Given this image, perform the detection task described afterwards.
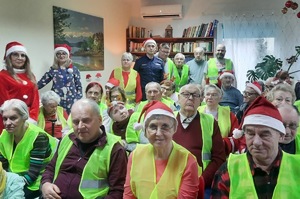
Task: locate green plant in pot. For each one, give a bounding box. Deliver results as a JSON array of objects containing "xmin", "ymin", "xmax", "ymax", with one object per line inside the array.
[{"xmin": 247, "ymin": 46, "xmax": 300, "ymax": 81}]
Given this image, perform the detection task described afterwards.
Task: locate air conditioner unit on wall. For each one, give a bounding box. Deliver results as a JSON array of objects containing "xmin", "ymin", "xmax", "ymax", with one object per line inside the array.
[{"xmin": 141, "ymin": 4, "xmax": 183, "ymax": 19}]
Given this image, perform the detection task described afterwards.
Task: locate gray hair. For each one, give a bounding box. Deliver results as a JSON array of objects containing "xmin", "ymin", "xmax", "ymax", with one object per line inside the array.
[
  {"xmin": 267, "ymin": 83, "xmax": 296, "ymax": 103},
  {"xmin": 0, "ymin": 99, "xmax": 29, "ymax": 120},
  {"xmin": 174, "ymin": 52, "xmax": 185, "ymax": 60},
  {"xmin": 204, "ymin": 84, "xmax": 223, "ymax": 98},
  {"xmin": 121, "ymin": 52, "xmax": 133, "ymax": 62},
  {"xmin": 145, "ymin": 82, "xmax": 162, "ymax": 92},
  {"xmin": 41, "ymin": 91, "xmax": 61, "ymax": 105},
  {"xmin": 179, "ymin": 83, "xmax": 201, "ymax": 95},
  {"xmin": 194, "ymin": 47, "xmax": 204, "ymax": 53}
]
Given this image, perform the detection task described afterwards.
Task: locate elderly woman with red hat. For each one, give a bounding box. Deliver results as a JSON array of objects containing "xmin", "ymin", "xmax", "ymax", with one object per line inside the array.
[
  {"xmin": 38, "ymin": 44, "xmax": 83, "ymax": 114},
  {"xmin": 0, "ymin": 41, "xmax": 40, "ymax": 133},
  {"xmin": 123, "ymin": 101, "xmax": 199, "ymax": 198}
]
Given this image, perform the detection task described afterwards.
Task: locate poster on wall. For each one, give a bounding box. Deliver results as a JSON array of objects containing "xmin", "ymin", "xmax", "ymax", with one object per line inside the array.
[{"xmin": 53, "ymin": 6, "xmax": 104, "ymax": 71}]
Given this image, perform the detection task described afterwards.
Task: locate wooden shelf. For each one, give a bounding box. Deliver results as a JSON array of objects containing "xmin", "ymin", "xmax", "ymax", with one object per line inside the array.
[{"xmin": 126, "ymin": 37, "xmax": 214, "ymax": 42}]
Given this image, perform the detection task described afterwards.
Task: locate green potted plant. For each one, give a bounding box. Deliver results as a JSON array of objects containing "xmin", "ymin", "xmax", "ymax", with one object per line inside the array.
[{"xmin": 247, "ymin": 46, "xmax": 300, "ymax": 81}]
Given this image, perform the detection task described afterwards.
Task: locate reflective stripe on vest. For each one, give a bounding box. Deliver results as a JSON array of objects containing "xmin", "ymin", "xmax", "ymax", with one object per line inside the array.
[
  {"xmin": 174, "ymin": 111, "xmax": 214, "ymax": 171},
  {"xmin": 0, "ymin": 123, "xmax": 57, "ymax": 191},
  {"xmin": 114, "ymin": 67, "xmax": 137, "ymax": 106},
  {"xmin": 170, "ymin": 64, "xmax": 189, "ymax": 92},
  {"xmin": 131, "ymin": 141, "xmax": 190, "ymax": 198},
  {"xmin": 37, "ymin": 106, "xmax": 67, "ymax": 130},
  {"xmin": 54, "ymin": 132, "xmax": 120, "ymax": 198},
  {"xmin": 207, "ymin": 58, "xmax": 232, "ymax": 84},
  {"xmin": 228, "ymin": 152, "xmax": 300, "ymax": 198}
]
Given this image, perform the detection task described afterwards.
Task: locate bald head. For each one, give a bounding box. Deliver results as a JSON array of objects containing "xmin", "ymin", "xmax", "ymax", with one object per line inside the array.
[{"xmin": 216, "ymin": 44, "xmax": 226, "ymax": 59}]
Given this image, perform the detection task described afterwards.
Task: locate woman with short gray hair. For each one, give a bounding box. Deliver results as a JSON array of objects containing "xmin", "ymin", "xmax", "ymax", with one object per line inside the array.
[
  {"xmin": 0, "ymin": 99, "xmax": 57, "ymax": 199},
  {"xmin": 38, "ymin": 91, "xmax": 68, "ymax": 139}
]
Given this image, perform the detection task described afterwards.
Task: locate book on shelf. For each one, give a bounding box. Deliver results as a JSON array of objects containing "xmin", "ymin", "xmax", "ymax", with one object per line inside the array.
[
  {"xmin": 127, "ymin": 26, "xmax": 146, "ymax": 38},
  {"xmin": 181, "ymin": 21, "xmax": 216, "ymax": 38}
]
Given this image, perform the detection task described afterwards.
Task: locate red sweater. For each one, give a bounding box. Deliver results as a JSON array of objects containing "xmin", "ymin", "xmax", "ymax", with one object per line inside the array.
[
  {"xmin": 0, "ymin": 70, "xmax": 39, "ymax": 133},
  {"xmin": 173, "ymin": 113, "xmax": 226, "ymax": 188},
  {"xmin": 109, "ymin": 69, "xmax": 142, "ymax": 103}
]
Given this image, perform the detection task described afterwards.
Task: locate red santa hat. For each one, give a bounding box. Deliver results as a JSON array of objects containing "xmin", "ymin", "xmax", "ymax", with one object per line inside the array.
[
  {"xmin": 54, "ymin": 44, "xmax": 71, "ymax": 57},
  {"xmin": 246, "ymin": 81, "xmax": 262, "ymax": 95},
  {"xmin": 105, "ymin": 78, "xmax": 120, "ymax": 89},
  {"xmin": 233, "ymin": 96, "xmax": 285, "ymax": 139},
  {"xmin": 143, "ymin": 39, "xmax": 157, "ymax": 47},
  {"xmin": 134, "ymin": 100, "xmax": 177, "ymax": 131},
  {"xmin": 4, "ymin": 41, "xmax": 27, "ymax": 60},
  {"xmin": 107, "ymin": 101, "xmax": 125, "ymax": 117},
  {"xmin": 219, "ymin": 71, "xmax": 234, "ymax": 80}
]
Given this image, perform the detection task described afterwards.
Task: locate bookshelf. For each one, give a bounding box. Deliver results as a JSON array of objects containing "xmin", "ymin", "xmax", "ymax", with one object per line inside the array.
[{"xmin": 126, "ymin": 21, "xmax": 218, "ymax": 60}]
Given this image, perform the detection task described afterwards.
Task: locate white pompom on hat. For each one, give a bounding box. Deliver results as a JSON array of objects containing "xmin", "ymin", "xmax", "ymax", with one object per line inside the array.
[
  {"xmin": 4, "ymin": 41, "xmax": 27, "ymax": 60},
  {"xmin": 133, "ymin": 100, "xmax": 177, "ymax": 131},
  {"xmin": 107, "ymin": 101, "xmax": 125, "ymax": 117},
  {"xmin": 233, "ymin": 96, "xmax": 285, "ymax": 139},
  {"xmin": 246, "ymin": 81, "xmax": 262, "ymax": 95}
]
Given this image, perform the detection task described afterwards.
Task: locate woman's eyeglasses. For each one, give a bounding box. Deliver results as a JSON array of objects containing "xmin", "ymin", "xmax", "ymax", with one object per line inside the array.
[
  {"xmin": 243, "ymin": 91, "xmax": 258, "ymax": 97},
  {"xmin": 11, "ymin": 52, "xmax": 26, "ymax": 59},
  {"xmin": 56, "ymin": 52, "xmax": 68, "ymax": 57}
]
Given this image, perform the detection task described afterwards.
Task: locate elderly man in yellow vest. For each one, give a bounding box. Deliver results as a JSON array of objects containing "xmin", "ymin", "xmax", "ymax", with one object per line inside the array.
[
  {"xmin": 135, "ymin": 82, "xmax": 176, "ymax": 112},
  {"xmin": 41, "ymin": 98, "xmax": 127, "ymax": 199},
  {"xmin": 206, "ymin": 44, "xmax": 236, "ymax": 87},
  {"xmin": 168, "ymin": 53, "xmax": 189, "ymax": 92},
  {"xmin": 172, "ymin": 83, "xmax": 226, "ymax": 196},
  {"xmin": 211, "ymin": 96, "xmax": 300, "ymax": 198}
]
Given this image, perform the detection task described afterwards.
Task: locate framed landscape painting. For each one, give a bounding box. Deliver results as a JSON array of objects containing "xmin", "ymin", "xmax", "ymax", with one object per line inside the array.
[{"xmin": 53, "ymin": 6, "xmax": 104, "ymax": 71}]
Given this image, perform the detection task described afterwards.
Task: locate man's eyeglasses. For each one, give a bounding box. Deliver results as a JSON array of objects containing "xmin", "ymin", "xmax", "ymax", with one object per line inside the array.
[
  {"xmin": 11, "ymin": 52, "xmax": 26, "ymax": 59},
  {"xmin": 180, "ymin": 92, "xmax": 201, "ymax": 99},
  {"xmin": 243, "ymin": 91, "xmax": 258, "ymax": 97},
  {"xmin": 283, "ymin": 123, "xmax": 299, "ymax": 130}
]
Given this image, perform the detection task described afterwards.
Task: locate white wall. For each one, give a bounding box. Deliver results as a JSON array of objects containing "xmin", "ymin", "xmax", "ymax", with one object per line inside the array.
[{"xmin": 0, "ymin": 0, "xmax": 131, "ymax": 93}]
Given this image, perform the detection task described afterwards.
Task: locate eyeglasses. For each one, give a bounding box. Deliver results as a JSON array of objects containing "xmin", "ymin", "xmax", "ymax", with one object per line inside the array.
[
  {"xmin": 56, "ymin": 52, "xmax": 67, "ymax": 57},
  {"xmin": 283, "ymin": 123, "xmax": 299, "ymax": 130},
  {"xmin": 180, "ymin": 92, "xmax": 201, "ymax": 99},
  {"xmin": 11, "ymin": 52, "xmax": 26, "ymax": 59},
  {"xmin": 205, "ymin": 93, "xmax": 219, "ymax": 98},
  {"xmin": 161, "ymin": 87, "xmax": 172, "ymax": 92},
  {"xmin": 160, "ymin": 50, "xmax": 170, "ymax": 54},
  {"xmin": 147, "ymin": 123, "xmax": 173, "ymax": 134},
  {"xmin": 243, "ymin": 91, "xmax": 258, "ymax": 97}
]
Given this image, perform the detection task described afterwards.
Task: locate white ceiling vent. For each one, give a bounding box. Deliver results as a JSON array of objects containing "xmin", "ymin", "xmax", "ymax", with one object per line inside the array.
[{"xmin": 141, "ymin": 4, "xmax": 182, "ymax": 19}]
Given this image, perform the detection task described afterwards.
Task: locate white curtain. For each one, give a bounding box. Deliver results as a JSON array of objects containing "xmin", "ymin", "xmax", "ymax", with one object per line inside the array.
[{"xmin": 217, "ymin": 11, "xmax": 300, "ymax": 91}]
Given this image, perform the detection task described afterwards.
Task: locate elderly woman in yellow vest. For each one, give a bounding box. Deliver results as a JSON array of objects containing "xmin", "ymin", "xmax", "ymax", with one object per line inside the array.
[
  {"xmin": 38, "ymin": 91, "xmax": 68, "ymax": 139},
  {"xmin": 169, "ymin": 53, "xmax": 189, "ymax": 92},
  {"xmin": 107, "ymin": 101, "xmax": 149, "ymax": 152},
  {"xmin": 0, "ymin": 99, "xmax": 57, "ymax": 199},
  {"xmin": 198, "ymin": 84, "xmax": 239, "ymax": 155},
  {"xmin": 109, "ymin": 52, "xmax": 142, "ymax": 108},
  {"xmin": 124, "ymin": 101, "xmax": 199, "ymax": 198}
]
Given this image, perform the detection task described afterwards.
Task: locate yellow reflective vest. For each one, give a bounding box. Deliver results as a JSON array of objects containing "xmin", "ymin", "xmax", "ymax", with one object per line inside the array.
[
  {"xmin": 0, "ymin": 123, "xmax": 57, "ymax": 191},
  {"xmin": 228, "ymin": 152, "xmax": 300, "ymax": 198},
  {"xmin": 168, "ymin": 64, "xmax": 189, "ymax": 92},
  {"xmin": 198, "ymin": 105, "xmax": 231, "ymax": 138},
  {"xmin": 207, "ymin": 58, "xmax": 232, "ymax": 84},
  {"xmin": 130, "ymin": 141, "xmax": 191, "ymax": 198},
  {"xmin": 114, "ymin": 67, "xmax": 137, "ymax": 108},
  {"xmin": 37, "ymin": 106, "xmax": 68, "ymax": 131},
  {"xmin": 53, "ymin": 132, "xmax": 120, "ymax": 198}
]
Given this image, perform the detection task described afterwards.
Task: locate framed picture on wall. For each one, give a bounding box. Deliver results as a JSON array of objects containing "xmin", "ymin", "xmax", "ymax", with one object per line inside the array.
[{"xmin": 53, "ymin": 6, "xmax": 104, "ymax": 71}]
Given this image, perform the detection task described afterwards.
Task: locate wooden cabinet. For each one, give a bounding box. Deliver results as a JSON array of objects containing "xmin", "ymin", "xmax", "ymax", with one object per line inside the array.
[{"xmin": 126, "ymin": 37, "xmax": 215, "ymax": 60}]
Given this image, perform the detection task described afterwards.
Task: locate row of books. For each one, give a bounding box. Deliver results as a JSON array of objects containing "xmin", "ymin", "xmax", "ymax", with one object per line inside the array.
[
  {"xmin": 128, "ymin": 41, "xmax": 213, "ymax": 53},
  {"xmin": 182, "ymin": 19, "xmax": 219, "ymax": 38},
  {"xmin": 127, "ymin": 26, "xmax": 147, "ymax": 38}
]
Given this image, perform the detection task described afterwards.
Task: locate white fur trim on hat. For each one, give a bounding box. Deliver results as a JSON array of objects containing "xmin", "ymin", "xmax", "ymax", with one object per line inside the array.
[
  {"xmin": 219, "ymin": 72, "xmax": 234, "ymax": 80},
  {"xmin": 242, "ymin": 114, "xmax": 285, "ymax": 134},
  {"xmin": 54, "ymin": 47, "xmax": 70, "ymax": 57},
  {"xmin": 143, "ymin": 108, "xmax": 177, "ymax": 129},
  {"xmin": 144, "ymin": 39, "xmax": 157, "ymax": 47},
  {"xmin": 6, "ymin": 45, "xmax": 27, "ymax": 57},
  {"xmin": 105, "ymin": 82, "xmax": 114, "ymax": 89},
  {"xmin": 246, "ymin": 83, "xmax": 262, "ymax": 95}
]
